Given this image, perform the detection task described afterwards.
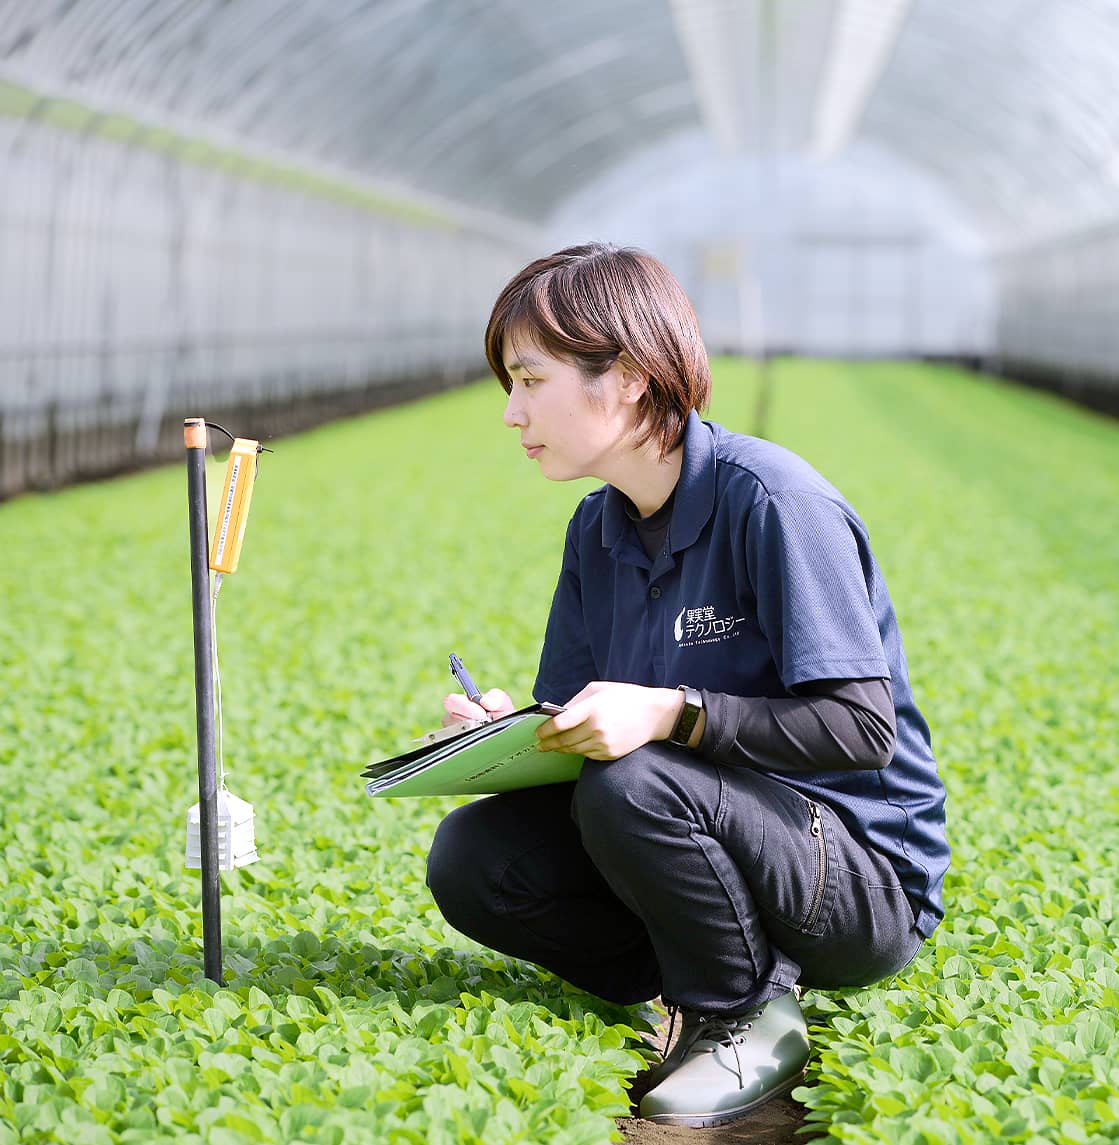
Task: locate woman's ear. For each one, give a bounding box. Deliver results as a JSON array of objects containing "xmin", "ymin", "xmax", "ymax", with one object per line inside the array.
[{"xmin": 616, "ymin": 354, "xmax": 650, "ymax": 404}]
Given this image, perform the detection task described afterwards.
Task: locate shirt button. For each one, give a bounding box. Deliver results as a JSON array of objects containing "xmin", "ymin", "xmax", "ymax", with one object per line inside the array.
[{"xmin": 650, "ymin": 587, "xmax": 662, "ymax": 599}]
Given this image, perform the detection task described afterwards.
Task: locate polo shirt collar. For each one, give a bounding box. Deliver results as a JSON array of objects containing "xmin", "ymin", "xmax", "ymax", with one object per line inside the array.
[{"xmin": 601, "ymin": 409, "xmax": 717, "ymax": 555}]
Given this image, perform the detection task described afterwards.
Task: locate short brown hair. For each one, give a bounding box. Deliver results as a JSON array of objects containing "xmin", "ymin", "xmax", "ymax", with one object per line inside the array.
[{"xmin": 484, "ymin": 243, "xmax": 711, "ymax": 458}]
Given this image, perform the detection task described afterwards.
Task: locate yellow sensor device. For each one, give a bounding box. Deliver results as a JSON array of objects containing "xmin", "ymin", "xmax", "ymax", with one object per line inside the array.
[{"xmin": 209, "ymin": 437, "xmax": 260, "ymax": 575}]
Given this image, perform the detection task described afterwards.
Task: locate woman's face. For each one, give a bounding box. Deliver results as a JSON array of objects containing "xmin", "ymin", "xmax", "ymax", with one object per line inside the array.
[{"xmin": 501, "ymin": 333, "xmax": 645, "ymax": 483}]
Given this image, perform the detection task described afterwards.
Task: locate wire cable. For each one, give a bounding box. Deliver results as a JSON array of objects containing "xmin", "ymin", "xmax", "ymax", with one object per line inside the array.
[{"xmin": 211, "ymin": 571, "xmax": 226, "ymax": 789}]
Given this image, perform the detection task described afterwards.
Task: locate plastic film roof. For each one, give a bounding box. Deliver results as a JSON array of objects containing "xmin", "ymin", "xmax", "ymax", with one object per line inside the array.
[
  {"xmin": 0, "ymin": 0, "xmax": 700, "ymax": 225},
  {"xmin": 859, "ymin": 0, "xmax": 1119, "ymax": 245},
  {"xmin": 1, "ymin": 0, "xmax": 1118, "ymax": 241}
]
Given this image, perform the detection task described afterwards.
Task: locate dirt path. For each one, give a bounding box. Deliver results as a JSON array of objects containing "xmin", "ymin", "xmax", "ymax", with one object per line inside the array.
[{"xmin": 617, "ymin": 1097, "xmax": 808, "ymax": 1145}]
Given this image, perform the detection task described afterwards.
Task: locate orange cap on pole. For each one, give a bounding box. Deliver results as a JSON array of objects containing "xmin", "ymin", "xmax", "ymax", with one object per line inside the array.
[{"xmin": 184, "ymin": 418, "xmax": 207, "ymax": 450}]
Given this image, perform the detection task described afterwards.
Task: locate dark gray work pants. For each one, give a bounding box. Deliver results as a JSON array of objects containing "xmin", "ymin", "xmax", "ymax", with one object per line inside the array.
[{"xmin": 425, "ymin": 743, "xmax": 924, "ymax": 1014}]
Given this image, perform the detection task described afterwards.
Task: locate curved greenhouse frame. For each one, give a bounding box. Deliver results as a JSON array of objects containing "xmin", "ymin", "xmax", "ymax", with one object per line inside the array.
[{"xmin": 2, "ymin": 0, "xmax": 1118, "ymax": 485}]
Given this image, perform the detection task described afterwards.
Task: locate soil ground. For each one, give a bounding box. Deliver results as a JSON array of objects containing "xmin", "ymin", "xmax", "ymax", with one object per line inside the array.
[{"xmin": 615, "ymin": 1007, "xmax": 817, "ymax": 1145}]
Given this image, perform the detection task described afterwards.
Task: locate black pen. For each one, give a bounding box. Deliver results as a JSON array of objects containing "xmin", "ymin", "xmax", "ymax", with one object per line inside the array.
[{"xmin": 449, "ymin": 653, "xmax": 483, "ymax": 705}]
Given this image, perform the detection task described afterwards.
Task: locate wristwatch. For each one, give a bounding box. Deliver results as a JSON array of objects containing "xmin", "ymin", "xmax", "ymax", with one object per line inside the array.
[{"xmin": 669, "ymin": 685, "xmax": 703, "ymax": 746}]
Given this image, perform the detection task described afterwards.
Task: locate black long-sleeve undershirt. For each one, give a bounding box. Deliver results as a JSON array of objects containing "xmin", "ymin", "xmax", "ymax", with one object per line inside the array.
[{"xmin": 698, "ymin": 677, "xmax": 897, "ymax": 773}]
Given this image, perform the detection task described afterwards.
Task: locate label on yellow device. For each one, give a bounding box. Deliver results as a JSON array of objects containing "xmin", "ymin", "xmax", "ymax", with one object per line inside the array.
[{"xmin": 209, "ymin": 438, "xmax": 259, "ymax": 574}]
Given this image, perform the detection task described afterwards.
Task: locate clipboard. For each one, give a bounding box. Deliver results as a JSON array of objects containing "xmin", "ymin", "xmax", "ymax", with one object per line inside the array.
[{"xmin": 362, "ymin": 702, "xmax": 584, "ymax": 797}]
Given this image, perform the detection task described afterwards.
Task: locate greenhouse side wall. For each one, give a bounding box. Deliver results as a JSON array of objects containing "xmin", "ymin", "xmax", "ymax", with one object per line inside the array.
[
  {"xmin": 0, "ymin": 116, "xmax": 526, "ymax": 500},
  {"xmin": 991, "ymin": 224, "xmax": 1119, "ymax": 417}
]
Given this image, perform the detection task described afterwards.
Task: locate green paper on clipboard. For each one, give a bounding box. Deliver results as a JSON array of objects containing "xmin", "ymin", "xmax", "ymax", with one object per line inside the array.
[{"xmin": 362, "ymin": 703, "xmax": 584, "ymax": 797}]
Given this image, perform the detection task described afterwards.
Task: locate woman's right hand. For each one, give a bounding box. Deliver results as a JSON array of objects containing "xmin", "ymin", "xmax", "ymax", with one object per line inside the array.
[{"xmin": 441, "ymin": 688, "xmax": 516, "ymax": 726}]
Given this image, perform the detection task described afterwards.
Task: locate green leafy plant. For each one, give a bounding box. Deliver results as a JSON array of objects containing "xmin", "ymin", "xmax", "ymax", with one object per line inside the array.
[{"xmin": 1, "ymin": 360, "xmax": 1115, "ymax": 1142}]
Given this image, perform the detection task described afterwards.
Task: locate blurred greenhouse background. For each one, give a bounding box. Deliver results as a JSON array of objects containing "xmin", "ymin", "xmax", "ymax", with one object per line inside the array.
[
  {"xmin": 2, "ymin": 0, "xmax": 1119, "ymax": 498},
  {"xmin": 4, "ymin": 5, "xmax": 1119, "ymax": 1145}
]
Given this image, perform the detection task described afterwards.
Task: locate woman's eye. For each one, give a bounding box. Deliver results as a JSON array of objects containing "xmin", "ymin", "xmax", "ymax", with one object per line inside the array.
[{"xmin": 523, "ymin": 377, "xmax": 541, "ymax": 388}]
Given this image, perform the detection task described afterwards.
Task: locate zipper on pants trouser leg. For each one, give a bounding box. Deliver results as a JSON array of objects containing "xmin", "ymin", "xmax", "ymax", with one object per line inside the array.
[{"xmin": 805, "ymin": 801, "xmax": 827, "ymax": 931}]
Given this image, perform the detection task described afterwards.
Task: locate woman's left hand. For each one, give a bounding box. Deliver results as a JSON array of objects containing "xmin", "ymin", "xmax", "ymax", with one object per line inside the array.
[{"xmin": 535, "ymin": 681, "xmax": 681, "ymax": 760}]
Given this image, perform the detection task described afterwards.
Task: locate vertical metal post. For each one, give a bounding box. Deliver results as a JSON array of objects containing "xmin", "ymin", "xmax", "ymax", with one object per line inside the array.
[
  {"xmin": 184, "ymin": 417, "xmax": 223, "ymax": 984},
  {"xmin": 752, "ymin": 0, "xmax": 778, "ymax": 438}
]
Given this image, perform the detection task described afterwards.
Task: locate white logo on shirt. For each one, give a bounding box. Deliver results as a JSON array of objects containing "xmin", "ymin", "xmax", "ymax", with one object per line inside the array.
[{"xmin": 674, "ymin": 604, "xmax": 746, "ymax": 648}]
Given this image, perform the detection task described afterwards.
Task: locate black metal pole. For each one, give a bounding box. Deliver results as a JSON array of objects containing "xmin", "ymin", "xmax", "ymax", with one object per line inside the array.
[
  {"xmin": 752, "ymin": 0, "xmax": 778, "ymax": 441},
  {"xmin": 184, "ymin": 417, "xmax": 223, "ymax": 985}
]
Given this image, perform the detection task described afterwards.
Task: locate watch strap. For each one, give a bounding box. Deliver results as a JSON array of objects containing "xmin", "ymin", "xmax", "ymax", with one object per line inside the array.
[{"xmin": 669, "ymin": 685, "xmax": 703, "ymax": 746}]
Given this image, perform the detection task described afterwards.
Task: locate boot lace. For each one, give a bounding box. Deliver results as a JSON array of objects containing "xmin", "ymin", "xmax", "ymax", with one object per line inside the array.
[
  {"xmin": 675, "ymin": 1008, "xmax": 765, "ymax": 1088},
  {"xmin": 663, "ymin": 1002, "xmax": 681, "ymax": 1058}
]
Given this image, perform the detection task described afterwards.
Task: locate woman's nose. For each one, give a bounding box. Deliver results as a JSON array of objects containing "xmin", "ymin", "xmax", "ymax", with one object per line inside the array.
[{"xmin": 503, "ymin": 392, "xmax": 525, "ymax": 428}]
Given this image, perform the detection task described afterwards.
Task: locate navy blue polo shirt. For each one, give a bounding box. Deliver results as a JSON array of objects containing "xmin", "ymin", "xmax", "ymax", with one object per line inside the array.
[{"xmin": 534, "ymin": 410, "xmax": 949, "ymax": 937}]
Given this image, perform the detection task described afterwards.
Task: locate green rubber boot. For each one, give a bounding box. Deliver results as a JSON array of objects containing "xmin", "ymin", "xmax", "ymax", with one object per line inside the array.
[
  {"xmin": 641, "ymin": 1007, "xmax": 707, "ymax": 1091},
  {"xmin": 638, "ymin": 992, "xmax": 810, "ymax": 1127}
]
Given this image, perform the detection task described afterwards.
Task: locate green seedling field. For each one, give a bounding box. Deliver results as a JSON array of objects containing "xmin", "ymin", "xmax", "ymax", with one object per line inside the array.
[{"xmin": 1, "ymin": 359, "xmax": 1116, "ymax": 1144}]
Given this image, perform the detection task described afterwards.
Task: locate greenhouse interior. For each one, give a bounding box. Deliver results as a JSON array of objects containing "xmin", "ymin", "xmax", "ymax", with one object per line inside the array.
[{"xmin": 1, "ymin": 2, "xmax": 1117, "ymax": 1144}]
